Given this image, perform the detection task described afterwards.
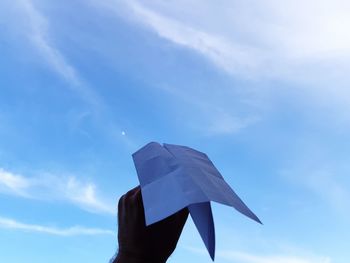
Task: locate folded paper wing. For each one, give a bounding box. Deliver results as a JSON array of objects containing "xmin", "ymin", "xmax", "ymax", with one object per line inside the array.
[{"xmin": 132, "ymin": 142, "xmax": 261, "ymax": 260}]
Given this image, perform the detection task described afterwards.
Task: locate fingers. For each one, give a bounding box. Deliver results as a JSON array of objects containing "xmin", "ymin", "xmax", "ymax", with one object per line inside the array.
[
  {"xmin": 118, "ymin": 186, "xmax": 188, "ymax": 232},
  {"xmin": 117, "ymin": 194, "xmax": 126, "ymax": 224},
  {"xmin": 117, "ymin": 186, "xmax": 189, "ymax": 261},
  {"xmin": 125, "ymin": 186, "xmax": 140, "ymax": 198},
  {"xmin": 121, "ymin": 186, "xmax": 140, "ymax": 205},
  {"xmin": 127, "ymin": 186, "xmax": 142, "ymax": 212},
  {"xmin": 118, "ymin": 186, "xmax": 145, "ymax": 223},
  {"xmin": 118, "ymin": 186, "xmax": 139, "ymax": 221},
  {"xmin": 129, "ymin": 186, "xmax": 142, "ymax": 207},
  {"xmin": 130, "ymin": 187, "xmax": 146, "ymax": 225}
]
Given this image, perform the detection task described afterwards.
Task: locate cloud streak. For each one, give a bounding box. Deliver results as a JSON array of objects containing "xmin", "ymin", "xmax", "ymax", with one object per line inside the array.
[
  {"xmin": 0, "ymin": 168, "xmax": 114, "ymax": 215},
  {"xmin": 0, "ymin": 216, "xmax": 114, "ymax": 236},
  {"xmin": 0, "ymin": 169, "xmax": 31, "ymax": 197},
  {"xmin": 105, "ymin": 0, "xmax": 262, "ymax": 77},
  {"xmin": 16, "ymin": 0, "xmax": 103, "ymax": 108},
  {"xmin": 88, "ymin": 0, "xmax": 264, "ymax": 135},
  {"xmin": 116, "ymin": 0, "xmax": 350, "ymax": 77},
  {"xmin": 0, "ymin": 0, "xmax": 138, "ymax": 149},
  {"xmin": 104, "ymin": 0, "xmax": 350, "ymax": 117}
]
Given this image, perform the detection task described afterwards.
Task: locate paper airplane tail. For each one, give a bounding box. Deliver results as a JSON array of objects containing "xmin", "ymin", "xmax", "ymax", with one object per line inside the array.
[
  {"xmin": 188, "ymin": 202, "xmax": 215, "ymax": 261},
  {"xmin": 228, "ymin": 190, "xmax": 263, "ymax": 224}
]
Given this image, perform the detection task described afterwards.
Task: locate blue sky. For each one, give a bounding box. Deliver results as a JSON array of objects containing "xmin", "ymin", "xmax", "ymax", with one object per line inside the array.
[{"xmin": 1, "ymin": 0, "xmax": 350, "ymax": 262}]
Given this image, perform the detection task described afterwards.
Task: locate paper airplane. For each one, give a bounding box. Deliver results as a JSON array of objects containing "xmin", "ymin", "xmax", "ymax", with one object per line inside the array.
[{"xmin": 132, "ymin": 142, "xmax": 262, "ymax": 260}]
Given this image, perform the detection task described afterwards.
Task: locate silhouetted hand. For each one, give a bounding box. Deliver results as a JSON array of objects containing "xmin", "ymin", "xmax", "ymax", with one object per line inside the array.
[{"xmin": 115, "ymin": 186, "xmax": 189, "ymax": 263}]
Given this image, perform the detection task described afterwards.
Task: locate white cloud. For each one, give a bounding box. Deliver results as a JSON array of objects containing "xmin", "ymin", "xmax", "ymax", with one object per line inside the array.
[
  {"xmin": 89, "ymin": 0, "xmax": 350, "ymax": 135},
  {"xmin": 0, "ymin": 168, "xmax": 31, "ymax": 196},
  {"xmin": 98, "ymin": 0, "xmax": 262, "ymax": 77},
  {"xmin": 206, "ymin": 113, "xmax": 260, "ymax": 135},
  {"xmin": 116, "ymin": 0, "xmax": 350, "ymax": 70},
  {"xmin": 0, "ymin": 216, "xmax": 114, "ymax": 236},
  {"xmin": 0, "ymin": 168, "xmax": 114, "ymax": 215},
  {"xmin": 258, "ymin": 0, "xmax": 350, "ymax": 58},
  {"xmin": 5, "ymin": 0, "xmax": 349, "ymax": 136},
  {"xmin": 103, "ymin": 0, "xmax": 350, "ymax": 106},
  {"xmin": 17, "ymin": 0, "xmax": 80, "ymax": 85},
  {"xmin": 61, "ymin": 176, "xmax": 115, "ymax": 214}
]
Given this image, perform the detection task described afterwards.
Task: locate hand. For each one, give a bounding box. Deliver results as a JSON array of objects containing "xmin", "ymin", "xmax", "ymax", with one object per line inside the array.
[{"xmin": 115, "ymin": 186, "xmax": 189, "ymax": 263}]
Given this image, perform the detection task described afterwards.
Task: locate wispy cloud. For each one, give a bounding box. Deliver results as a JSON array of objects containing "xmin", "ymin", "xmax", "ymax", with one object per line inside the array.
[
  {"xmin": 185, "ymin": 246, "xmax": 332, "ymax": 263},
  {"xmin": 0, "ymin": 0, "xmax": 138, "ymax": 148},
  {"xmin": 99, "ymin": 0, "xmax": 261, "ymax": 77},
  {"xmin": 206, "ymin": 113, "xmax": 260, "ymax": 135},
  {"xmin": 0, "ymin": 216, "xmax": 114, "ymax": 236},
  {"xmin": 91, "ymin": 0, "xmax": 350, "ymax": 136},
  {"xmin": 281, "ymin": 167, "xmax": 350, "ymax": 215},
  {"xmin": 0, "ymin": 168, "xmax": 114, "ymax": 215},
  {"xmin": 15, "ymin": 0, "xmax": 102, "ymax": 108},
  {"xmin": 18, "ymin": 0, "xmax": 80, "ymax": 85},
  {"xmin": 114, "ymin": 0, "xmax": 350, "ymax": 77},
  {"xmin": 0, "ymin": 169, "xmax": 31, "ymax": 197},
  {"xmin": 149, "ymin": 82, "xmax": 261, "ymax": 135}
]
